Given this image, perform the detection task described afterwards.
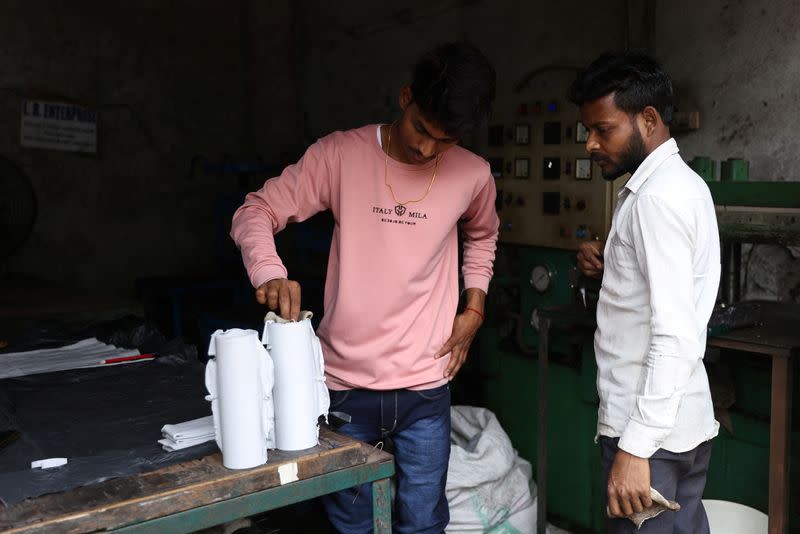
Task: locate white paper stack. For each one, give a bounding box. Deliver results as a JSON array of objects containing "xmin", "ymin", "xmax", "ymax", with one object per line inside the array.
[
  {"xmin": 158, "ymin": 415, "xmax": 215, "ymax": 452},
  {"xmin": 0, "ymin": 338, "xmax": 144, "ymax": 379}
]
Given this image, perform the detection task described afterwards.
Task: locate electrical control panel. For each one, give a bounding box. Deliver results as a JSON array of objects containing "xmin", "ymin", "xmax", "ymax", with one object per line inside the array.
[{"xmin": 478, "ymin": 72, "xmax": 623, "ymax": 249}]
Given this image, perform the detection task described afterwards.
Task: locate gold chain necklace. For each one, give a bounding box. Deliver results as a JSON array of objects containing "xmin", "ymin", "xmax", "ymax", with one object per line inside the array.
[{"xmin": 384, "ymin": 123, "xmax": 439, "ymax": 213}]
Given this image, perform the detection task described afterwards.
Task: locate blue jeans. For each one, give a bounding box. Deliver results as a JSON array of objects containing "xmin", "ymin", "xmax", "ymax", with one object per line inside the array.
[{"xmin": 321, "ymin": 385, "xmax": 451, "ymax": 534}]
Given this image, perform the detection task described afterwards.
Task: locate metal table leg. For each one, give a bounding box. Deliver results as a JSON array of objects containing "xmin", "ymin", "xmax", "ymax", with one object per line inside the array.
[
  {"xmin": 537, "ymin": 318, "xmax": 550, "ymax": 534},
  {"xmin": 372, "ymin": 477, "xmax": 392, "ymax": 533},
  {"xmin": 768, "ymin": 354, "xmax": 793, "ymax": 534}
]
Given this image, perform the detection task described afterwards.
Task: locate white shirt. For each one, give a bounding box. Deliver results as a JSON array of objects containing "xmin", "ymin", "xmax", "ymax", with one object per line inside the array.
[{"xmin": 595, "ymin": 138, "xmax": 721, "ymax": 458}]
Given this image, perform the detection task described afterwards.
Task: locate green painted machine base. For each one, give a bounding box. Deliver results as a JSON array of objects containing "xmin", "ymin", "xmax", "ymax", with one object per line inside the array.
[{"xmin": 477, "ymin": 326, "xmax": 800, "ymax": 532}]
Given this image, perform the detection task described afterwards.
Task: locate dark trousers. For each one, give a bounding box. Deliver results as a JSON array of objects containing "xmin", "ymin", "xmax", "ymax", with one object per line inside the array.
[
  {"xmin": 321, "ymin": 385, "xmax": 451, "ymax": 534},
  {"xmin": 599, "ymin": 437, "xmax": 712, "ymax": 534}
]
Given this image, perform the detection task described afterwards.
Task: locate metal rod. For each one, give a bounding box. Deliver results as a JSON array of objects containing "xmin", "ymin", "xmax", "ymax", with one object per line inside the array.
[
  {"xmin": 537, "ymin": 318, "xmax": 550, "ymax": 534},
  {"xmin": 768, "ymin": 355, "xmax": 792, "ymax": 534},
  {"xmin": 721, "ymin": 242, "xmax": 741, "ymax": 304}
]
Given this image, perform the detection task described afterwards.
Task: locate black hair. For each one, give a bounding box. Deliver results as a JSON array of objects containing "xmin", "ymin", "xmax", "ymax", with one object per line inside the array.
[
  {"xmin": 567, "ymin": 50, "xmax": 673, "ymax": 124},
  {"xmin": 410, "ymin": 42, "xmax": 496, "ymax": 137}
]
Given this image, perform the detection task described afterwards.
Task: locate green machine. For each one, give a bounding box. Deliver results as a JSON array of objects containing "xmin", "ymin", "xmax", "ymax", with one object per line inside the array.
[{"xmin": 519, "ymin": 246, "xmax": 580, "ymax": 348}]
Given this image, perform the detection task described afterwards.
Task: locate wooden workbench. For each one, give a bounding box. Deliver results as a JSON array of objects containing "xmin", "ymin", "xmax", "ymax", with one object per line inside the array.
[
  {"xmin": 706, "ymin": 303, "xmax": 798, "ymax": 534},
  {"xmin": 0, "ymin": 427, "xmax": 394, "ymax": 534}
]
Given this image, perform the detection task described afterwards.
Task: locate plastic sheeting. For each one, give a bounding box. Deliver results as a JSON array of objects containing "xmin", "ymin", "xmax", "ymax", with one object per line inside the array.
[{"xmin": 0, "ymin": 349, "xmax": 214, "ymax": 506}]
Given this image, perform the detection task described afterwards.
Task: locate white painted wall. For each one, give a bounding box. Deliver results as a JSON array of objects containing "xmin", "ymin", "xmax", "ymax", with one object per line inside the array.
[{"xmin": 655, "ymin": 0, "xmax": 800, "ymax": 301}]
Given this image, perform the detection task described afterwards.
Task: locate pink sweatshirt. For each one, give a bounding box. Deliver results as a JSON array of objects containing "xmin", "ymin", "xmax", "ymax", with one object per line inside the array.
[{"xmin": 231, "ymin": 125, "xmax": 499, "ymax": 390}]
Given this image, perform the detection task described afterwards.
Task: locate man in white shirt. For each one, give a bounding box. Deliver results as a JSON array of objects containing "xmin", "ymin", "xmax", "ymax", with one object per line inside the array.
[{"xmin": 569, "ymin": 51, "xmax": 720, "ymax": 533}]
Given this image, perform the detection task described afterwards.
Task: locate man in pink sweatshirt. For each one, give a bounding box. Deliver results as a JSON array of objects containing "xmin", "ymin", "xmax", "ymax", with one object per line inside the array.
[{"xmin": 231, "ymin": 42, "xmax": 499, "ymax": 533}]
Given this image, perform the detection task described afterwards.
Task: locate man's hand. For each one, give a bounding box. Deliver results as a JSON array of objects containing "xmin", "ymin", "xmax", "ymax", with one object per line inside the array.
[
  {"xmin": 434, "ymin": 288, "xmax": 486, "ymax": 380},
  {"xmin": 577, "ymin": 240, "xmax": 605, "ymax": 278},
  {"xmin": 607, "ymin": 449, "xmax": 653, "ymax": 518},
  {"xmin": 255, "ymin": 278, "xmax": 302, "ymax": 321},
  {"xmin": 434, "ymin": 310, "xmax": 482, "ymax": 380}
]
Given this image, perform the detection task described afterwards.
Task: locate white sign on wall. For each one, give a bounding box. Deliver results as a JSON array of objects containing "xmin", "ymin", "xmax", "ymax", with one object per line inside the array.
[{"xmin": 20, "ymin": 100, "xmax": 97, "ymax": 153}]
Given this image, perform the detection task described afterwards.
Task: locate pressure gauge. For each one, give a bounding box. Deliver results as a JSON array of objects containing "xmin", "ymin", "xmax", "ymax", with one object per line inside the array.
[{"xmin": 530, "ymin": 264, "xmax": 553, "ymax": 293}]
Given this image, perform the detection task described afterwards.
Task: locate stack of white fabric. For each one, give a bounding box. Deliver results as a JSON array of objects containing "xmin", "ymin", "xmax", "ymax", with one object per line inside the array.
[{"xmin": 158, "ymin": 415, "xmax": 215, "ymax": 452}]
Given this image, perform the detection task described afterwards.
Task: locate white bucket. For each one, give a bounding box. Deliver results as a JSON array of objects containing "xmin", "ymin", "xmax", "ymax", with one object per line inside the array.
[{"xmin": 702, "ymin": 499, "xmax": 767, "ymax": 534}]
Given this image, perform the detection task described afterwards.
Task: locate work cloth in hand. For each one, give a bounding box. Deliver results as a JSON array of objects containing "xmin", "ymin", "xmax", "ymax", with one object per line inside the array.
[
  {"xmin": 600, "ymin": 436, "xmax": 711, "ymax": 534},
  {"xmin": 606, "ymin": 487, "xmax": 680, "ymax": 529}
]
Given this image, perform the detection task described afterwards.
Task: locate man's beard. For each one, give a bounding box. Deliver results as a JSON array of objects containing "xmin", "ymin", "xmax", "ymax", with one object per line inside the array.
[{"xmin": 594, "ymin": 125, "xmax": 648, "ymax": 181}]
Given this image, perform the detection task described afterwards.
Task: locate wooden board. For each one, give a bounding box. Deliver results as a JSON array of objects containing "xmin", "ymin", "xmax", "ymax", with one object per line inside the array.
[{"xmin": 0, "ymin": 427, "xmax": 365, "ymax": 534}]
